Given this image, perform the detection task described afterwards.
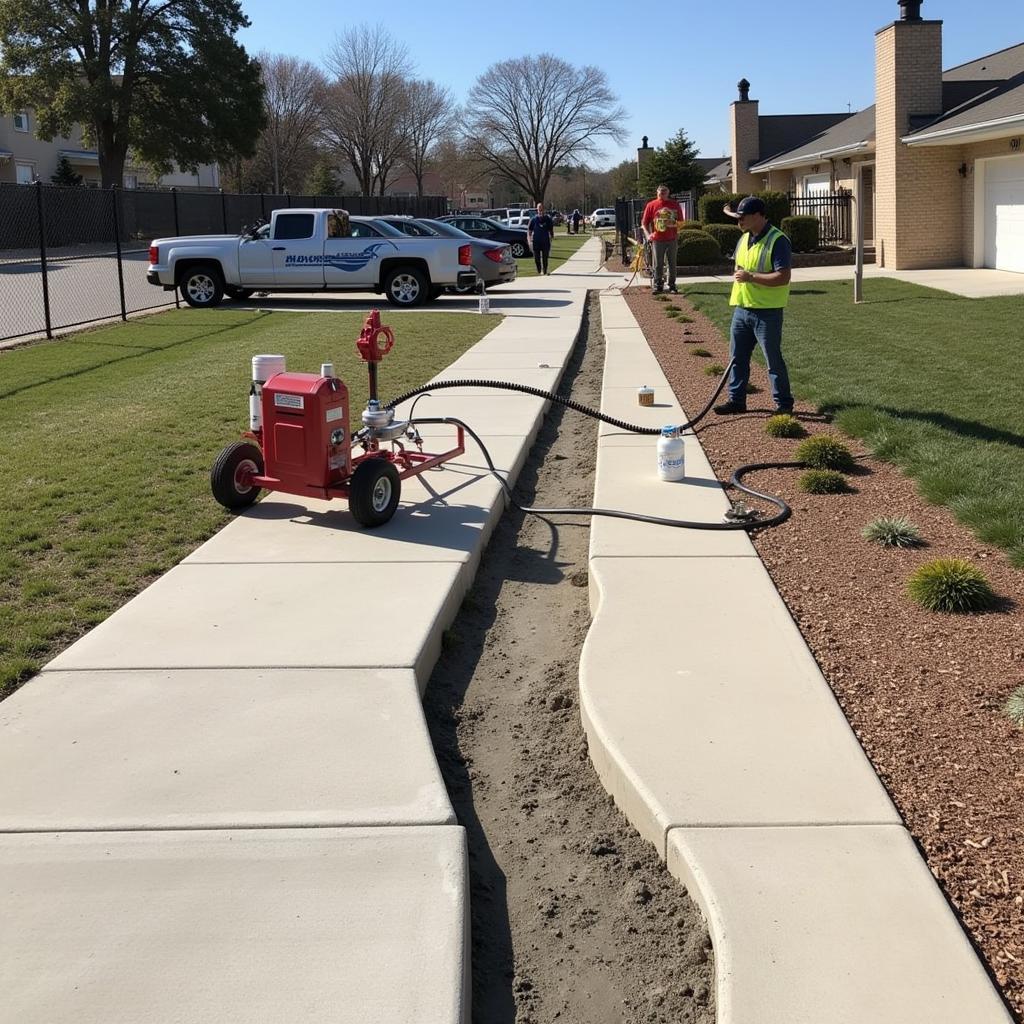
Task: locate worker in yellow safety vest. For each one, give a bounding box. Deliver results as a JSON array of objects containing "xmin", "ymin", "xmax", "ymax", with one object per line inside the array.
[{"xmin": 713, "ymin": 196, "xmax": 794, "ymax": 415}]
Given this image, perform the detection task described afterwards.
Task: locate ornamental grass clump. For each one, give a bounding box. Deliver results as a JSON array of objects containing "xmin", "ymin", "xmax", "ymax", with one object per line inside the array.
[
  {"xmin": 906, "ymin": 557, "xmax": 996, "ymax": 613},
  {"xmin": 691, "ymin": 347, "xmax": 711, "ymax": 357},
  {"xmin": 1006, "ymin": 686, "xmax": 1024, "ymax": 729},
  {"xmin": 799, "ymin": 470, "xmax": 851, "ymax": 494},
  {"xmin": 795, "ymin": 433, "xmax": 855, "ymax": 472},
  {"xmin": 705, "ymin": 363, "xmax": 726, "ymax": 376},
  {"xmin": 764, "ymin": 413, "xmax": 805, "ymax": 438},
  {"xmin": 862, "ymin": 516, "xmax": 923, "ymax": 548}
]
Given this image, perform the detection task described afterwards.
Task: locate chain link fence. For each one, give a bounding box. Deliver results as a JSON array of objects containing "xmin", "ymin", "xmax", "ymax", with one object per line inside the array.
[{"xmin": 0, "ymin": 183, "xmax": 449, "ymax": 344}]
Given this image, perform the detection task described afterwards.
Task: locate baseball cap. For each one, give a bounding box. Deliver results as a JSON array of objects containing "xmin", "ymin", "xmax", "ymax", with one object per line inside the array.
[{"xmin": 725, "ymin": 196, "xmax": 766, "ymax": 219}]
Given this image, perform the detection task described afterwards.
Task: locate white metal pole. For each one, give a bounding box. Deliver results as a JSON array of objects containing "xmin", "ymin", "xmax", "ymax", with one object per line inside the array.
[{"xmin": 854, "ymin": 163, "xmax": 864, "ymax": 303}]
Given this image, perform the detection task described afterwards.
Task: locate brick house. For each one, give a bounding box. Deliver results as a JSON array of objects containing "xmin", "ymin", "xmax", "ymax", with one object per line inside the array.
[
  {"xmin": 721, "ymin": 0, "xmax": 1024, "ymax": 271},
  {"xmin": 0, "ymin": 107, "xmax": 220, "ymax": 189}
]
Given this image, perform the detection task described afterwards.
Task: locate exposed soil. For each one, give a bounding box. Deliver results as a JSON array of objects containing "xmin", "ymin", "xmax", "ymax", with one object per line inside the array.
[
  {"xmin": 423, "ymin": 294, "xmax": 716, "ymax": 1024},
  {"xmin": 624, "ymin": 285, "xmax": 1024, "ymax": 1021}
]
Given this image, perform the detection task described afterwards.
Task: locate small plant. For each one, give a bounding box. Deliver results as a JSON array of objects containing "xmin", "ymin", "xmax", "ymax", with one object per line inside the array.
[
  {"xmin": 745, "ymin": 383, "xmax": 760, "ymax": 394},
  {"xmin": 795, "ymin": 434, "xmax": 855, "ymax": 472},
  {"xmin": 653, "ymin": 293, "xmax": 670, "ymax": 302},
  {"xmin": 906, "ymin": 558, "xmax": 996, "ymax": 613},
  {"xmin": 676, "ymin": 314, "xmax": 692, "ymax": 322},
  {"xmin": 704, "ymin": 363, "xmax": 726, "ymax": 376},
  {"xmin": 862, "ymin": 516, "xmax": 923, "ymax": 548},
  {"xmin": 1005, "ymin": 686, "xmax": 1024, "ymax": 729},
  {"xmin": 665, "ymin": 308, "xmax": 681, "ymax": 318},
  {"xmin": 691, "ymin": 347, "xmax": 711, "ymax": 357},
  {"xmin": 764, "ymin": 413, "xmax": 805, "ymax": 438},
  {"xmin": 799, "ymin": 469, "xmax": 851, "ymax": 494}
]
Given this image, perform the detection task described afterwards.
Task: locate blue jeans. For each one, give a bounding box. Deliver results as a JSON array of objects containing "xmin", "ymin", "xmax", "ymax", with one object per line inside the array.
[{"xmin": 728, "ymin": 306, "xmax": 793, "ymax": 409}]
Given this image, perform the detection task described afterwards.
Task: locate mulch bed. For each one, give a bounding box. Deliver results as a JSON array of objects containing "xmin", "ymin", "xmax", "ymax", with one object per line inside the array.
[{"xmin": 623, "ymin": 286, "xmax": 1024, "ymax": 1020}]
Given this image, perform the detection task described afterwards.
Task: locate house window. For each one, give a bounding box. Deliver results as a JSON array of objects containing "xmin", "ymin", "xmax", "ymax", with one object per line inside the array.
[
  {"xmin": 15, "ymin": 162, "xmax": 35, "ymax": 185},
  {"xmin": 13, "ymin": 111, "xmax": 29, "ymax": 133},
  {"xmin": 123, "ymin": 173, "xmax": 138, "ymax": 189}
]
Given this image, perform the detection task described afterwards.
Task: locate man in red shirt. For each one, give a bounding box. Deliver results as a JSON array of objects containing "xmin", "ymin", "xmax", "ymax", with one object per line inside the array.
[{"xmin": 641, "ymin": 184, "xmax": 686, "ymax": 294}]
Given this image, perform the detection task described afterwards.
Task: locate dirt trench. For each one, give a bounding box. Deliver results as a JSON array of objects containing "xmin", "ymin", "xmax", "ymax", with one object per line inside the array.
[{"xmin": 423, "ymin": 293, "xmax": 716, "ymax": 1024}]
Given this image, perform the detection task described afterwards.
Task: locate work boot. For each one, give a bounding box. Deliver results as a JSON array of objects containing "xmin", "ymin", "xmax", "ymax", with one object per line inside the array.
[
  {"xmin": 774, "ymin": 404, "xmax": 794, "ymax": 414},
  {"xmin": 714, "ymin": 399, "xmax": 747, "ymax": 415}
]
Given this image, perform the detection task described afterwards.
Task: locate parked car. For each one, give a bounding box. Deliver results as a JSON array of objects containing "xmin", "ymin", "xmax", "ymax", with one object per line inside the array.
[
  {"xmin": 375, "ymin": 216, "xmax": 517, "ymax": 290},
  {"xmin": 550, "ymin": 211, "xmax": 564, "ymax": 226},
  {"xmin": 588, "ymin": 208, "xmax": 616, "ymax": 228},
  {"xmin": 439, "ymin": 215, "xmax": 532, "ymax": 258},
  {"xmin": 147, "ymin": 209, "xmax": 477, "ymax": 308},
  {"xmin": 503, "ymin": 210, "xmax": 534, "ymax": 229}
]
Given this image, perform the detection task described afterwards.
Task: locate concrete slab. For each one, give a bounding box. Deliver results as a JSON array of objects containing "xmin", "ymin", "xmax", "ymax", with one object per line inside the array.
[
  {"xmin": 46, "ymin": 561, "xmax": 466, "ymax": 685},
  {"xmin": 580, "ymin": 556, "xmax": 898, "ymax": 852},
  {"xmin": 0, "ymin": 826, "xmax": 469, "ymax": 1024},
  {"xmin": 391, "ymin": 391, "xmax": 547, "ymax": 439},
  {"xmin": 599, "ymin": 301, "xmax": 644, "ymax": 330},
  {"xmin": 667, "ymin": 825, "xmax": 1014, "ymax": 1024},
  {"xmin": 429, "ymin": 366, "xmax": 564, "ymax": 393},
  {"xmin": 589, "ymin": 442, "xmax": 753, "ymax": 558},
  {"xmin": 184, "ymin": 440, "xmax": 526, "ymax": 566},
  {"xmin": 447, "ymin": 350, "xmax": 577, "ymax": 371},
  {"xmin": 597, "ymin": 386, "xmax": 688, "ymax": 442},
  {"xmin": 602, "ymin": 340, "xmax": 670, "ymax": 382},
  {"xmin": 0, "ymin": 668, "xmax": 453, "ymax": 831}
]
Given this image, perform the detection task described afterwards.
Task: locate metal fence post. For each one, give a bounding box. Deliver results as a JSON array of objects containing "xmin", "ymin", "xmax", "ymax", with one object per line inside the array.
[
  {"xmin": 260, "ymin": 193, "xmax": 267, "ymax": 219},
  {"xmin": 285, "ymin": 192, "xmax": 291, "ymax": 208},
  {"xmin": 171, "ymin": 187, "xmax": 180, "ymax": 235},
  {"xmin": 220, "ymin": 188, "xmax": 227, "ymax": 232},
  {"xmin": 35, "ymin": 182, "xmax": 53, "ymax": 340},
  {"xmin": 110, "ymin": 186, "xmax": 128, "ymax": 321}
]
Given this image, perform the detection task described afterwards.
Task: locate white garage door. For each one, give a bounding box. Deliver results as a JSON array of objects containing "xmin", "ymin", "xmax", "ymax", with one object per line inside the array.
[{"xmin": 984, "ymin": 155, "xmax": 1024, "ymax": 273}]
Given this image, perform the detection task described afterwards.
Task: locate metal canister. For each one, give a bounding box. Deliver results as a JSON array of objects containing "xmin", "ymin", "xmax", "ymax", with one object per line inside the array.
[{"xmin": 638, "ymin": 385, "xmax": 654, "ymax": 407}]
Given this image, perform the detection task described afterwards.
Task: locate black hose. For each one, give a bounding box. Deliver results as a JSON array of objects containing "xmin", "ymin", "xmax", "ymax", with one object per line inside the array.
[{"xmin": 412, "ymin": 415, "xmax": 794, "ymax": 532}]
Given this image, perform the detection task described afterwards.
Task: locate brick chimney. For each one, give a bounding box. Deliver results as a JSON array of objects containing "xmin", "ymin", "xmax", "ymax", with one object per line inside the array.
[
  {"xmin": 636, "ymin": 135, "xmax": 653, "ymax": 179},
  {"xmin": 875, "ymin": 0, "xmax": 961, "ymax": 267},
  {"xmin": 731, "ymin": 79, "xmax": 760, "ymax": 194}
]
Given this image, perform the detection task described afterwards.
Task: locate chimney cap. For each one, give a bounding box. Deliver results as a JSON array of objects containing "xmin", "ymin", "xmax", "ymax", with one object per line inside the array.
[
  {"xmin": 738, "ymin": 78, "xmax": 751, "ymax": 102},
  {"xmin": 641, "ymin": 135, "xmax": 649, "ymax": 149},
  {"xmin": 899, "ymin": 0, "xmax": 922, "ymax": 20}
]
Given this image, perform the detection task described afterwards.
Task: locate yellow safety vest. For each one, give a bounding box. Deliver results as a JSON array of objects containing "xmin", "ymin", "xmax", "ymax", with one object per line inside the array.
[{"xmin": 729, "ymin": 225, "xmax": 790, "ymax": 308}]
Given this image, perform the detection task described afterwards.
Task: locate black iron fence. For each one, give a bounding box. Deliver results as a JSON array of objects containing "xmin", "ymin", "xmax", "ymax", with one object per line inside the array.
[
  {"xmin": 0, "ymin": 183, "xmax": 449, "ymax": 344},
  {"xmin": 786, "ymin": 190, "xmax": 852, "ymax": 245}
]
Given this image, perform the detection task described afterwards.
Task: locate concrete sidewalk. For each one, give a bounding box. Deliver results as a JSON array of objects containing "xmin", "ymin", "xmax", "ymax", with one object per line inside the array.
[{"xmin": 0, "ymin": 242, "xmax": 604, "ymax": 1023}]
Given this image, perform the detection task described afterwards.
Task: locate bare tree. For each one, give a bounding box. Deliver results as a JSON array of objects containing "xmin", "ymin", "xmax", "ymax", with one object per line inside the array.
[
  {"xmin": 321, "ymin": 25, "xmax": 410, "ymax": 196},
  {"xmin": 403, "ymin": 80, "xmax": 458, "ymax": 197},
  {"xmin": 259, "ymin": 53, "xmax": 327, "ymax": 194},
  {"xmin": 465, "ymin": 55, "xmax": 626, "ymax": 204}
]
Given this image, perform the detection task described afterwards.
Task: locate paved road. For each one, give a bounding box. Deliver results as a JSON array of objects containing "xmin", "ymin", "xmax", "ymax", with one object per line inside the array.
[{"xmin": 0, "ymin": 250, "xmax": 168, "ymax": 342}]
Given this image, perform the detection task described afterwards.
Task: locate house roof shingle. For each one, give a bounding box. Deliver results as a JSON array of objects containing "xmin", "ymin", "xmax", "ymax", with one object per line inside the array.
[{"xmin": 750, "ymin": 106, "xmax": 876, "ymax": 171}]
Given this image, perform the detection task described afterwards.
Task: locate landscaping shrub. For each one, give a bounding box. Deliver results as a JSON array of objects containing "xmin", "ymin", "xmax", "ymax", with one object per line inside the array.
[
  {"xmin": 690, "ymin": 347, "xmax": 711, "ymax": 357},
  {"xmin": 705, "ymin": 363, "xmax": 726, "ymax": 376},
  {"xmin": 678, "ymin": 221, "xmax": 705, "ymax": 232},
  {"xmin": 764, "ymin": 413, "xmax": 805, "ymax": 438},
  {"xmin": 799, "ymin": 470, "xmax": 851, "ymax": 494},
  {"xmin": 698, "ymin": 190, "xmax": 790, "ymax": 225},
  {"xmin": 795, "ymin": 434, "xmax": 855, "ymax": 472},
  {"xmin": 676, "ymin": 231, "xmax": 721, "ymax": 265},
  {"xmin": 862, "ymin": 516, "xmax": 923, "ymax": 548},
  {"xmin": 906, "ymin": 557, "xmax": 996, "ymax": 613},
  {"xmin": 653, "ymin": 293, "xmax": 670, "ymax": 302},
  {"xmin": 703, "ymin": 223, "xmax": 743, "ymax": 259},
  {"xmin": 1005, "ymin": 686, "xmax": 1024, "ymax": 729},
  {"xmin": 665, "ymin": 308, "xmax": 681, "ymax": 318},
  {"xmin": 781, "ymin": 215, "xmax": 820, "ymax": 253}
]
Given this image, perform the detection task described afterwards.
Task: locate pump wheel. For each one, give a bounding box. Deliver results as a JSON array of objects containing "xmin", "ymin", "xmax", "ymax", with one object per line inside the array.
[
  {"xmin": 211, "ymin": 441, "xmax": 264, "ymax": 509},
  {"xmin": 348, "ymin": 458, "xmax": 401, "ymax": 528},
  {"xmin": 384, "ymin": 266, "xmax": 428, "ymax": 307}
]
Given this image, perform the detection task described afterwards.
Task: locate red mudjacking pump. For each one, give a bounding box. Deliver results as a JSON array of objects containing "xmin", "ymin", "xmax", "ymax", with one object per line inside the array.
[{"xmin": 210, "ymin": 310, "xmax": 465, "ymax": 527}]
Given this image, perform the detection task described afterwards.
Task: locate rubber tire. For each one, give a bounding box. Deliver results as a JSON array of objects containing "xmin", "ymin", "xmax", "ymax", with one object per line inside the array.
[
  {"xmin": 425, "ymin": 286, "xmax": 444, "ymax": 302},
  {"xmin": 348, "ymin": 458, "xmax": 401, "ymax": 528},
  {"xmin": 225, "ymin": 287, "xmax": 255, "ymax": 301},
  {"xmin": 180, "ymin": 265, "xmax": 225, "ymax": 308},
  {"xmin": 510, "ymin": 242, "xmax": 527, "ymax": 258},
  {"xmin": 210, "ymin": 441, "xmax": 263, "ymax": 509},
  {"xmin": 384, "ymin": 266, "xmax": 428, "ymax": 307}
]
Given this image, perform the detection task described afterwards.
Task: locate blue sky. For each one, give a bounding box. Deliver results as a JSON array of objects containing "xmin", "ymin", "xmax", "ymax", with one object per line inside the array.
[{"xmin": 237, "ymin": 0, "xmax": 1024, "ymax": 170}]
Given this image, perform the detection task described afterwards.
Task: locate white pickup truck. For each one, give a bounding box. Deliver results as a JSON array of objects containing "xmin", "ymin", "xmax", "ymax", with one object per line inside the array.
[{"xmin": 146, "ymin": 208, "xmax": 478, "ymax": 308}]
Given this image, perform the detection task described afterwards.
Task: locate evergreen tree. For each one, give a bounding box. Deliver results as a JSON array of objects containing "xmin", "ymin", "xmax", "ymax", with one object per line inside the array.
[
  {"xmin": 638, "ymin": 129, "xmax": 703, "ymax": 195},
  {"xmin": 50, "ymin": 154, "xmax": 83, "ymax": 186},
  {"xmin": 305, "ymin": 161, "xmax": 340, "ymax": 196}
]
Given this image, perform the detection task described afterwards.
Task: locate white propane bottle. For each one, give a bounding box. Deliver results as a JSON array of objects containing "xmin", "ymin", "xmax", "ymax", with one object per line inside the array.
[
  {"xmin": 657, "ymin": 425, "xmax": 685, "ymax": 481},
  {"xmin": 250, "ymin": 354, "xmax": 286, "ymax": 431}
]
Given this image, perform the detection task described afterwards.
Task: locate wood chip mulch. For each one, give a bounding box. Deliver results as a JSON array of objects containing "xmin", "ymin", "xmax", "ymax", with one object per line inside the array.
[{"xmin": 623, "ymin": 285, "xmax": 1024, "ymax": 1020}]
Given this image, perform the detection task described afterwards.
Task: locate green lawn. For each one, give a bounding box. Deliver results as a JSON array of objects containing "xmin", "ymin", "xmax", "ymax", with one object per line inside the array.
[
  {"xmin": 516, "ymin": 231, "xmax": 593, "ymax": 277},
  {"xmin": 684, "ymin": 278, "xmax": 1024, "ymax": 565},
  {"xmin": 0, "ymin": 307, "xmax": 497, "ymax": 697}
]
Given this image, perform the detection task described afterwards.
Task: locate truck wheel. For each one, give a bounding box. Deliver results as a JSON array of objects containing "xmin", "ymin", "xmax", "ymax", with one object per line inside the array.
[
  {"xmin": 384, "ymin": 267, "xmax": 428, "ymax": 307},
  {"xmin": 180, "ymin": 265, "xmax": 224, "ymax": 308},
  {"xmin": 224, "ymin": 287, "xmax": 255, "ymax": 301},
  {"xmin": 210, "ymin": 441, "xmax": 263, "ymax": 509},
  {"xmin": 348, "ymin": 458, "xmax": 401, "ymax": 527}
]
